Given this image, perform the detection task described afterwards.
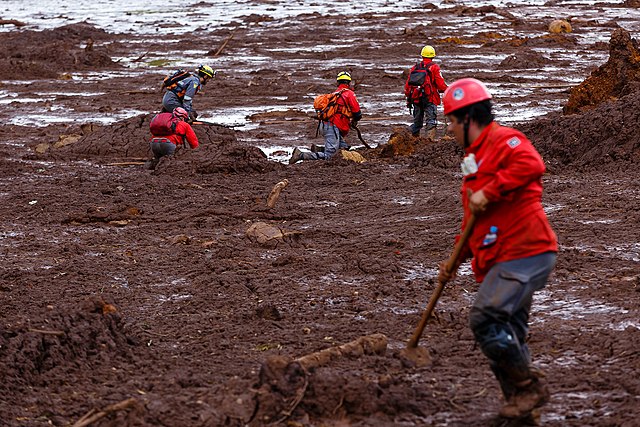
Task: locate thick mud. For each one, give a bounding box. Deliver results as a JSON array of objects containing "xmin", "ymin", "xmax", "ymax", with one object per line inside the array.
[{"xmin": 1, "ymin": 3, "xmax": 640, "ymax": 427}]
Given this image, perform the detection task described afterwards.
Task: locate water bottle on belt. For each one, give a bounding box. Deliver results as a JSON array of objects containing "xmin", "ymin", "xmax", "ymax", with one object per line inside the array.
[{"xmin": 482, "ymin": 226, "xmax": 498, "ymax": 247}]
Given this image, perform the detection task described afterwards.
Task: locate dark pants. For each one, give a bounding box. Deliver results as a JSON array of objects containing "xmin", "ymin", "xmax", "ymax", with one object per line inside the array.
[
  {"xmin": 161, "ymin": 91, "xmax": 183, "ymax": 113},
  {"xmin": 150, "ymin": 139, "xmax": 176, "ymax": 159},
  {"xmin": 409, "ymin": 101, "xmax": 437, "ymax": 136},
  {"xmin": 469, "ymin": 252, "xmax": 556, "ymax": 397}
]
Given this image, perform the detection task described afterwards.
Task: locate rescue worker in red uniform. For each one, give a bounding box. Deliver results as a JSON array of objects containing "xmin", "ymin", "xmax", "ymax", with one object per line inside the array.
[
  {"xmin": 148, "ymin": 107, "xmax": 199, "ymax": 169},
  {"xmin": 404, "ymin": 45, "xmax": 448, "ymax": 140},
  {"xmin": 438, "ymin": 78, "xmax": 558, "ymax": 424},
  {"xmin": 289, "ymin": 71, "xmax": 362, "ymax": 164}
]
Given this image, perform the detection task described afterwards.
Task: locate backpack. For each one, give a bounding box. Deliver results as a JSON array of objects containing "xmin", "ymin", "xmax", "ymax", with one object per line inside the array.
[
  {"xmin": 162, "ymin": 69, "xmax": 191, "ymax": 90},
  {"xmin": 407, "ymin": 62, "xmax": 435, "ymax": 100},
  {"xmin": 149, "ymin": 112, "xmax": 179, "ymax": 136},
  {"xmin": 313, "ymin": 89, "xmax": 352, "ymax": 121}
]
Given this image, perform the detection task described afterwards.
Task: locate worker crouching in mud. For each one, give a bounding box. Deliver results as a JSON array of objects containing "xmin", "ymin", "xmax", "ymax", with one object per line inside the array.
[
  {"xmin": 289, "ymin": 71, "xmax": 362, "ymax": 164},
  {"xmin": 147, "ymin": 107, "xmax": 199, "ymax": 170},
  {"xmin": 438, "ymin": 78, "xmax": 558, "ymax": 425}
]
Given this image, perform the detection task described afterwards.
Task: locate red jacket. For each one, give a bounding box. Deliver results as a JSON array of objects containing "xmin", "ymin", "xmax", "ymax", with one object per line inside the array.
[
  {"xmin": 404, "ymin": 59, "xmax": 447, "ymax": 105},
  {"xmin": 328, "ymin": 84, "xmax": 361, "ymax": 136},
  {"xmin": 151, "ymin": 120, "xmax": 199, "ymax": 149},
  {"xmin": 457, "ymin": 122, "xmax": 558, "ymax": 282}
]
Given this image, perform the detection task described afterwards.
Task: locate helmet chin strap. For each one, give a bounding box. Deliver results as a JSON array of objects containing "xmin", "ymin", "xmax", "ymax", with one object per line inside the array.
[{"xmin": 463, "ymin": 115, "xmax": 471, "ymax": 148}]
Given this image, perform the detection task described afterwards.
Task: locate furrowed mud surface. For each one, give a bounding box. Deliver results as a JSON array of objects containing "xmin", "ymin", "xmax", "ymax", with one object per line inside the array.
[{"xmin": 1, "ymin": 3, "xmax": 640, "ymax": 427}]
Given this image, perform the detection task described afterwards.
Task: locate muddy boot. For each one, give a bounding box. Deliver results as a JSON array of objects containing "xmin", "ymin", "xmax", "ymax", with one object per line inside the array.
[
  {"xmin": 289, "ymin": 147, "xmax": 304, "ymax": 164},
  {"xmin": 426, "ymin": 127, "xmax": 437, "ymax": 141},
  {"xmin": 310, "ymin": 144, "xmax": 325, "ymax": 153},
  {"xmin": 146, "ymin": 158, "xmax": 160, "ymax": 170},
  {"xmin": 491, "ymin": 408, "xmax": 541, "ymax": 427},
  {"xmin": 499, "ymin": 375, "xmax": 549, "ymax": 419}
]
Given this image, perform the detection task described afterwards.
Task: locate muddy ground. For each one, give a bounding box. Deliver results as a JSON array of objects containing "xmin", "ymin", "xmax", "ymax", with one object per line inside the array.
[{"xmin": 1, "ymin": 3, "xmax": 640, "ymax": 427}]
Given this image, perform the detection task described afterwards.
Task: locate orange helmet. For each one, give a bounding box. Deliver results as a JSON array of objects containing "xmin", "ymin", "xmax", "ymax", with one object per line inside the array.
[{"xmin": 443, "ymin": 78, "xmax": 492, "ymax": 115}]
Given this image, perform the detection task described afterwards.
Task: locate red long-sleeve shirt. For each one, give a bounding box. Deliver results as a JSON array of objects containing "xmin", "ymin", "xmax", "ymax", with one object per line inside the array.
[
  {"xmin": 151, "ymin": 120, "xmax": 199, "ymax": 149},
  {"xmin": 404, "ymin": 59, "xmax": 448, "ymax": 105},
  {"xmin": 328, "ymin": 84, "xmax": 361, "ymax": 136},
  {"xmin": 457, "ymin": 122, "xmax": 558, "ymax": 282}
]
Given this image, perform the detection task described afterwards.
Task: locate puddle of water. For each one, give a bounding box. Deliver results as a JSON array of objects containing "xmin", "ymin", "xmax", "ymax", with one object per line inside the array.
[
  {"xmin": 157, "ymin": 293, "xmax": 192, "ymax": 302},
  {"xmin": 576, "ymin": 219, "xmax": 620, "ymax": 224},
  {"xmin": 533, "ymin": 289, "xmax": 630, "ymax": 323},
  {"xmin": 9, "ymin": 109, "xmax": 148, "ymax": 126},
  {"xmin": 543, "ymin": 203, "xmax": 565, "ymax": 215},
  {"xmin": 401, "ymin": 264, "xmax": 438, "ymax": 281},
  {"xmin": 392, "ymin": 196, "xmax": 414, "ymax": 206}
]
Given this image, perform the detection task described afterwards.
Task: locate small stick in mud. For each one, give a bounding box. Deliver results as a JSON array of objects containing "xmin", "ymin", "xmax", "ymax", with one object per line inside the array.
[
  {"xmin": 72, "ymin": 398, "xmax": 138, "ymax": 427},
  {"xmin": 105, "ymin": 162, "xmax": 146, "ymax": 166},
  {"xmin": 211, "ymin": 28, "xmax": 238, "ymax": 57},
  {"xmin": 266, "ymin": 179, "xmax": 289, "ymax": 209}
]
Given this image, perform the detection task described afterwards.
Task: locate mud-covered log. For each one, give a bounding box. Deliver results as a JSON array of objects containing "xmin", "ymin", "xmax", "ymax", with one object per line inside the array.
[
  {"xmin": 294, "ymin": 333, "xmax": 387, "ymax": 370},
  {"xmin": 266, "ymin": 179, "xmax": 289, "ymax": 208}
]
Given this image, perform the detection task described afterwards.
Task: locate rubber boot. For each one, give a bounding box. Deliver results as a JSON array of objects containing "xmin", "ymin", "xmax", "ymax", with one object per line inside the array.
[
  {"xmin": 426, "ymin": 127, "xmax": 437, "ymax": 141},
  {"xmin": 491, "ymin": 362, "xmax": 517, "ymax": 402}
]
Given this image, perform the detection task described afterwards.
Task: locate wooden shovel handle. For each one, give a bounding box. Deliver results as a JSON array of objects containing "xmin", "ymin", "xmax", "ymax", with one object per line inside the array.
[{"xmin": 407, "ymin": 214, "xmax": 476, "ymax": 349}]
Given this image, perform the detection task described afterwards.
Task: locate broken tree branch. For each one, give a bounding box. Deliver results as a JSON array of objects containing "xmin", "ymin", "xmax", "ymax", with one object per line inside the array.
[{"xmin": 73, "ymin": 398, "xmax": 138, "ymax": 427}]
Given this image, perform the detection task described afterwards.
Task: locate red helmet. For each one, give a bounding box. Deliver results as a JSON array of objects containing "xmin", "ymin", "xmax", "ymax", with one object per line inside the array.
[
  {"xmin": 443, "ymin": 78, "xmax": 492, "ymax": 115},
  {"xmin": 172, "ymin": 107, "xmax": 189, "ymax": 120}
]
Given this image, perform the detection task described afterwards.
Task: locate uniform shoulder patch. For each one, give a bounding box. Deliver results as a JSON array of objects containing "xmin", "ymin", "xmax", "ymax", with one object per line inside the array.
[{"xmin": 506, "ymin": 137, "xmax": 521, "ymax": 149}]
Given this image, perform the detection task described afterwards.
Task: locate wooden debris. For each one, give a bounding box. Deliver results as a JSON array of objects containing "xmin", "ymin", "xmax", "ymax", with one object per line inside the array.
[
  {"xmin": 72, "ymin": 398, "xmax": 138, "ymax": 427},
  {"xmin": 266, "ymin": 179, "xmax": 289, "ymax": 209},
  {"xmin": 105, "ymin": 162, "xmax": 146, "ymax": 166},
  {"xmin": 294, "ymin": 333, "xmax": 387, "ymax": 370},
  {"xmin": 210, "ymin": 28, "xmax": 238, "ymax": 57}
]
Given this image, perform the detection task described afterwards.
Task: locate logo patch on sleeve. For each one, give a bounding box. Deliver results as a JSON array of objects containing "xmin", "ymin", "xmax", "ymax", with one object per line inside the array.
[{"xmin": 506, "ymin": 137, "xmax": 521, "ymax": 148}]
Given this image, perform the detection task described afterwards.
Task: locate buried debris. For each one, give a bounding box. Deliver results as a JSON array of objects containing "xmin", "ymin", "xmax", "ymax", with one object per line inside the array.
[
  {"xmin": 266, "ymin": 179, "xmax": 289, "ymax": 208},
  {"xmin": 245, "ymin": 221, "xmax": 301, "ymax": 247},
  {"xmin": 72, "ymin": 397, "xmax": 140, "ymax": 427},
  {"xmin": 255, "ymin": 334, "xmax": 387, "ymax": 423},
  {"xmin": 294, "ymin": 333, "xmax": 387, "ymax": 370},
  {"xmin": 379, "ymin": 127, "xmax": 437, "ymax": 157}
]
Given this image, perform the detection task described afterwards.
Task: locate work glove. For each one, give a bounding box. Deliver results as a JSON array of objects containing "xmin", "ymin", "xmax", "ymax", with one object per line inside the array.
[{"xmin": 189, "ymin": 110, "xmax": 198, "ymax": 122}]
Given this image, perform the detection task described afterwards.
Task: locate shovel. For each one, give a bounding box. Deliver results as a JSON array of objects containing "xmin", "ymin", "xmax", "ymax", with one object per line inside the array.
[{"xmin": 398, "ymin": 214, "xmax": 476, "ymax": 367}]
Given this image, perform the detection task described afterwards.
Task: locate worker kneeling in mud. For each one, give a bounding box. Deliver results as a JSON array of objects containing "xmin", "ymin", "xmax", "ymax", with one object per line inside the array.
[
  {"xmin": 147, "ymin": 107, "xmax": 199, "ymax": 170},
  {"xmin": 289, "ymin": 71, "xmax": 362, "ymax": 164},
  {"xmin": 438, "ymin": 78, "xmax": 558, "ymax": 424}
]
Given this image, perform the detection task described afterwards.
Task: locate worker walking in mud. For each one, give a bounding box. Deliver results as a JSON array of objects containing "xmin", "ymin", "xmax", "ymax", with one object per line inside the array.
[
  {"xmin": 438, "ymin": 78, "xmax": 558, "ymax": 424},
  {"xmin": 147, "ymin": 107, "xmax": 199, "ymax": 169},
  {"xmin": 289, "ymin": 71, "xmax": 362, "ymax": 164},
  {"xmin": 162, "ymin": 64, "xmax": 215, "ymax": 122},
  {"xmin": 404, "ymin": 45, "xmax": 448, "ymax": 140}
]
